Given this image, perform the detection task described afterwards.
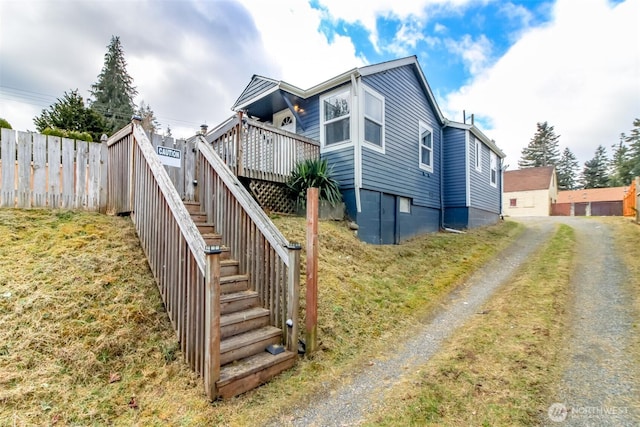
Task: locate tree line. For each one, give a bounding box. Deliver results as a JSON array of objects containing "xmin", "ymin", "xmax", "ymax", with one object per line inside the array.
[
  {"xmin": 0, "ymin": 36, "xmax": 162, "ymax": 142},
  {"xmin": 518, "ymin": 119, "xmax": 640, "ymax": 190}
]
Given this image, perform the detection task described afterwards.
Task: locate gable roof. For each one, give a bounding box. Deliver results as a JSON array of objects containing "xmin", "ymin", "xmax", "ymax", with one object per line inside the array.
[
  {"xmin": 504, "ymin": 166, "xmax": 555, "ymax": 192},
  {"xmin": 231, "ymin": 56, "xmax": 445, "ymax": 124},
  {"xmin": 445, "ymin": 120, "xmax": 506, "ymax": 158},
  {"xmin": 556, "ymin": 186, "xmax": 629, "ymax": 203}
]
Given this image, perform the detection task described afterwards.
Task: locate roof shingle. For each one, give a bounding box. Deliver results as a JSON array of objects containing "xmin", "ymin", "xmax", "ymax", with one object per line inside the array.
[{"xmin": 504, "ymin": 166, "xmax": 555, "ymax": 192}]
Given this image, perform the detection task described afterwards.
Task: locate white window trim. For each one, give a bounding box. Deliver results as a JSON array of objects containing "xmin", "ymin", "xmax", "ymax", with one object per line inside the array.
[
  {"xmin": 360, "ymin": 84, "xmax": 385, "ymax": 154},
  {"xmin": 418, "ymin": 120, "xmax": 434, "ymax": 173},
  {"xmin": 475, "ymin": 139, "xmax": 482, "ymax": 172},
  {"xmin": 399, "ymin": 196, "xmax": 411, "ymax": 213},
  {"xmin": 273, "ymin": 108, "xmax": 296, "ymax": 133},
  {"xmin": 319, "ymin": 86, "xmax": 352, "ymax": 153},
  {"xmin": 490, "ymin": 151, "xmax": 498, "ymax": 187}
]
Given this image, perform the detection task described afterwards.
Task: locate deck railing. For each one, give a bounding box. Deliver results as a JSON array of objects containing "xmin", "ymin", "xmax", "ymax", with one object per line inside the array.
[
  {"xmin": 196, "ymin": 134, "xmax": 300, "ymax": 350},
  {"xmin": 107, "ymin": 123, "xmax": 222, "ymax": 398},
  {"xmin": 107, "ymin": 122, "xmax": 301, "ymax": 399},
  {"xmin": 209, "ymin": 113, "xmax": 320, "ymax": 183}
]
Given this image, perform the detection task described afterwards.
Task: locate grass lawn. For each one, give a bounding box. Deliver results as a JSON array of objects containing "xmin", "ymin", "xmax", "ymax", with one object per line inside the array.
[{"xmin": 0, "ymin": 208, "xmax": 522, "ymax": 426}]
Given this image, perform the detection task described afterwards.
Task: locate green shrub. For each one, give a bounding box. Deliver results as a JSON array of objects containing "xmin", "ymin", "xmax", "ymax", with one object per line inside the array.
[
  {"xmin": 286, "ymin": 158, "xmax": 342, "ymax": 208},
  {"xmin": 0, "ymin": 117, "xmax": 12, "ymax": 129},
  {"xmin": 42, "ymin": 127, "xmax": 93, "ymax": 142}
]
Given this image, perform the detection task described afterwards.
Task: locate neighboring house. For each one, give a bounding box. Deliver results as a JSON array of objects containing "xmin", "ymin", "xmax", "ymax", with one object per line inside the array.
[
  {"xmin": 229, "ymin": 56, "xmax": 504, "ymax": 244},
  {"xmin": 442, "ymin": 121, "xmax": 506, "ymax": 229},
  {"xmin": 502, "ymin": 166, "xmax": 557, "ymax": 216},
  {"xmin": 553, "ymin": 186, "xmax": 629, "ymax": 216}
]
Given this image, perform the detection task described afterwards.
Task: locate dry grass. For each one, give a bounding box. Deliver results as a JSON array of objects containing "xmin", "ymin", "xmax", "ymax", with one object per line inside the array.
[
  {"xmin": 365, "ymin": 224, "xmax": 576, "ymax": 426},
  {"xmin": 0, "ymin": 209, "xmax": 522, "ymax": 426}
]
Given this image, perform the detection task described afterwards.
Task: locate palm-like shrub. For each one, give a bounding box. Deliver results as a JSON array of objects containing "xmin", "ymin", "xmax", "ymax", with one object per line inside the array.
[{"xmin": 286, "ymin": 158, "xmax": 342, "ymax": 208}]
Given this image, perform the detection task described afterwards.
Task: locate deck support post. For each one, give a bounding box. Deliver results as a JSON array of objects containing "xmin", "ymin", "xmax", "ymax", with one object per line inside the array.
[
  {"xmin": 286, "ymin": 243, "xmax": 301, "ymax": 353},
  {"xmin": 236, "ymin": 111, "xmax": 244, "ymax": 177},
  {"xmin": 204, "ymin": 245, "xmax": 222, "ymax": 400},
  {"xmin": 305, "ymin": 187, "xmax": 319, "ymax": 354}
]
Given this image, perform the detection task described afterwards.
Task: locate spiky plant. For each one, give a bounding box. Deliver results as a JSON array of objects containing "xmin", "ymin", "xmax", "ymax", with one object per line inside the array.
[{"xmin": 286, "ymin": 158, "xmax": 342, "ymax": 208}]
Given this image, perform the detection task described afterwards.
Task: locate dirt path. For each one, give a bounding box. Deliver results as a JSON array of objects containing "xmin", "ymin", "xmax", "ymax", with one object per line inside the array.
[
  {"xmin": 541, "ymin": 218, "xmax": 640, "ymax": 426},
  {"xmin": 269, "ymin": 220, "xmax": 557, "ymax": 427}
]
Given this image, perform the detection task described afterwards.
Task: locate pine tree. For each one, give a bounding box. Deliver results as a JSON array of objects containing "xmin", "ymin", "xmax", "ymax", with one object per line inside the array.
[
  {"xmin": 136, "ymin": 101, "xmax": 160, "ymax": 136},
  {"xmin": 608, "ymin": 135, "xmax": 633, "ymax": 186},
  {"xmin": 33, "ymin": 89, "xmax": 107, "ymax": 142},
  {"xmin": 518, "ymin": 121, "xmax": 561, "ymax": 168},
  {"xmin": 556, "ymin": 147, "xmax": 579, "ymax": 190},
  {"xmin": 625, "ymin": 118, "xmax": 640, "ymax": 178},
  {"xmin": 90, "ymin": 36, "xmax": 138, "ymax": 133},
  {"xmin": 580, "ymin": 145, "xmax": 610, "ymax": 189}
]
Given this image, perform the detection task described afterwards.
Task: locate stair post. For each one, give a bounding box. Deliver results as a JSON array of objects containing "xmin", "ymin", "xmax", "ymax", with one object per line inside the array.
[
  {"xmin": 286, "ymin": 243, "xmax": 301, "ymax": 353},
  {"xmin": 236, "ymin": 111, "xmax": 244, "ymax": 177},
  {"xmin": 204, "ymin": 245, "xmax": 222, "ymax": 400}
]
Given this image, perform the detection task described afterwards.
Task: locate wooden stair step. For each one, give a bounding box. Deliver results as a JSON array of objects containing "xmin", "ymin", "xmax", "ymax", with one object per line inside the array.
[
  {"xmin": 190, "ymin": 212, "xmax": 207, "ymax": 223},
  {"xmin": 221, "ymin": 307, "xmax": 270, "ymax": 339},
  {"xmin": 220, "ymin": 274, "xmax": 249, "ymax": 294},
  {"xmin": 217, "ymin": 350, "xmax": 296, "ymax": 399},
  {"xmin": 183, "ymin": 201, "xmax": 202, "ymax": 214},
  {"xmin": 221, "ymin": 259, "xmax": 239, "ymax": 276},
  {"xmin": 196, "ymin": 223, "xmax": 216, "ymax": 234},
  {"xmin": 202, "ymin": 233, "xmax": 222, "ymax": 246},
  {"xmin": 220, "ymin": 326, "xmax": 283, "ymax": 365},
  {"xmin": 220, "ymin": 289, "xmax": 258, "ymax": 314}
]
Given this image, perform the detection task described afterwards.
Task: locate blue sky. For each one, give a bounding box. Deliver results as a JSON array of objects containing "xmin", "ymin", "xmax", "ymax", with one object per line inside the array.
[{"xmin": 1, "ymin": 0, "xmax": 638, "ymax": 168}]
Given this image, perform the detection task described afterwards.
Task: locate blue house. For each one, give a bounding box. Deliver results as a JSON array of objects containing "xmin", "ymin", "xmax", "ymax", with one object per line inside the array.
[
  {"xmin": 229, "ymin": 56, "xmax": 505, "ymax": 244},
  {"xmin": 442, "ymin": 121, "xmax": 505, "ymax": 229}
]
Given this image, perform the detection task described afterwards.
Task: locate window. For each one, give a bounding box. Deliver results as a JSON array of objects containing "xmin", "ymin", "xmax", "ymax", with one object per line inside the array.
[
  {"xmin": 510, "ymin": 198, "xmax": 517, "ymax": 207},
  {"xmin": 474, "ymin": 139, "xmax": 482, "ymax": 171},
  {"xmin": 490, "ymin": 151, "xmax": 497, "ymax": 187},
  {"xmin": 419, "ymin": 121, "xmax": 433, "ymax": 172},
  {"xmin": 321, "ymin": 89, "xmax": 350, "ymax": 147},
  {"xmin": 399, "ymin": 197, "xmax": 411, "ymax": 213},
  {"xmin": 363, "ymin": 87, "xmax": 384, "ymax": 150}
]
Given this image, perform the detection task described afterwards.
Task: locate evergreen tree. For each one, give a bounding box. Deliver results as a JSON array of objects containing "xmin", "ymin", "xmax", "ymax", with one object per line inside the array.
[
  {"xmin": 90, "ymin": 35, "xmax": 137, "ymax": 133},
  {"xmin": 556, "ymin": 147, "xmax": 579, "ymax": 190},
  {"xmin": 580, "ymin": 145, "xmax": 610, "ymax": 188},
  {"xmin": 0, "ymin": 117, "xmax": 12, "ymax": 129},
  {"xmin": 518, "ymin": 121, "xmax": 561, "ymax": 168},
  {"xmin": 624, "ymin": 118, "xmax": 640, "ymax": 178},
  {"xmin": 33, "ymin": 89, "xmax": 107, "ymax": 142},
  {"xmin": 136, "ymin": 101, "xmax": 160, "ymax": 136},
  {"xmin": 608, "ymin": 135, "xmax": 633, "ymax": 186}
]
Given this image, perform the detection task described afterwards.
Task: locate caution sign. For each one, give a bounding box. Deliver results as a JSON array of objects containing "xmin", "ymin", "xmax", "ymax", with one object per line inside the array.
[{"xmin": 157, "ymin": 146, "xmax": 181, "ymax": 168}]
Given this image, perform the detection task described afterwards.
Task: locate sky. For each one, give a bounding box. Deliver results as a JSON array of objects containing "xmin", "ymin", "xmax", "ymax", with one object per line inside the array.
[{"xmin": 1, "ymin": 0, "xmax": 639, "ymax": 169}]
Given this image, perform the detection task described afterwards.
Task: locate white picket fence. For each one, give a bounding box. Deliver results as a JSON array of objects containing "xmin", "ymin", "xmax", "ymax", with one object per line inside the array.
[{"xmin": 0, "ymin": 129, "xmax": 108, "ymax": 211}]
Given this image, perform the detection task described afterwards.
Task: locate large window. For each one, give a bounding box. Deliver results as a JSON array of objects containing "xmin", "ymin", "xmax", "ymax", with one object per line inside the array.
[
  {"xmin": 490, "ymin": 151, "xmax": 498, "ymax": 187},
  {"xmin": 363, "ymin": 87, "xmax": 384, "ymax": 150},
  {"xmin": 419, "ymin": 121, "xmax": 433, "ymax": 173},
  {"xmin": 321, "ymin": 89, "xmax": 350, "ymax": 147}
]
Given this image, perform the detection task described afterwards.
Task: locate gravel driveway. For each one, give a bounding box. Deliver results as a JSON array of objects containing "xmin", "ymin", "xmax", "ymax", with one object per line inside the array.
[
  {"xmin": 269, "ymin": 219, "xmax": 557, "ymax": 427},
  {"xmin": 539, "ymin": 217, "xmax": 640, "ymax": 426}
]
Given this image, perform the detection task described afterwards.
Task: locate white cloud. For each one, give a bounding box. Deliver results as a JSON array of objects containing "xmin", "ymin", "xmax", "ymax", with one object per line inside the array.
[
  {"xmin": 444, "ymin": 0, "xmax": 640, "ymax": 168},
  {"xmin": 445, "ymin": 34, "xmax": 493, "ymax": 74}
]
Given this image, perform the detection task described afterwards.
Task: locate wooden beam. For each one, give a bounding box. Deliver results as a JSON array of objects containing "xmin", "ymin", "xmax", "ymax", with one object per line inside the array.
[
  {"xmin": 204, "ymin": 246, "xmax": 222, "ymax": 400},
  {"xmin": 305, "ymin": 187, "xmax": 319, "ymax": 354}
]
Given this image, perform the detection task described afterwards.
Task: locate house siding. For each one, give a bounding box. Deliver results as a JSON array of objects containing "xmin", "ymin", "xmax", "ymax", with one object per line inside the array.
[
  {"xmin": 322, "ymin": 147, "xmax": 355, "ymax": 189},
  {"xmin": 503, "ymin": 189, "xmax": 552, "ymax": 216},
  {"xmin": 359, "ymin": 66, "xmax": 441, "ymax": 209},
  {"xmin": 442, "ymin": 127, "xmax": 467, "ymax": 207},
  {"xmin": 468, "ymin": 134, "xmax": 501, "ymax": 214},
  {"xmin": 236, "ymin": 77, "xmax": 278, "ymax": 108}
]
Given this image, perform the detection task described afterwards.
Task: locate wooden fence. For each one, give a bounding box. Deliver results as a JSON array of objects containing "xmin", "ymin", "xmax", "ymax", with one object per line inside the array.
[
  {"xmin": 623, "ymin": 178, "xmax": 637, "ymax": 218},
  {"xmin": 0, "ymin": 128, "xmax": 107, "ymax": 211},
  {"xmin": 209, "ymin": 113, "xmax": 320, "ymax": 183}
]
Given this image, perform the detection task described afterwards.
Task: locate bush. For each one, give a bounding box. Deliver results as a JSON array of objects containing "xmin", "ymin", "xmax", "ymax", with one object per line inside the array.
[
  {"xmin": 286, "ymin": 158, "xmax": 342, "ymax": 208},
  {"xmin": 0, "ymin": 117, "xmax": 12, "ymax": 129},
  {"xmin": 42, "ymin": 127, "xmax": 93, "ymax": 142}
]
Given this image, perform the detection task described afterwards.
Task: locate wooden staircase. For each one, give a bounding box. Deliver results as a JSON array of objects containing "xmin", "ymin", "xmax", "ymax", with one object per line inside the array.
[{"xmin": 184, "ymin": 200, "xmax": 297, "ymax": 399}]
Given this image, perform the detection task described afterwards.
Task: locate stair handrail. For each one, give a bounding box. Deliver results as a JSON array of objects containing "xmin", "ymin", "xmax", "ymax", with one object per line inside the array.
[
  {"xmin": 107, "ymin": 122, "xmax": 221, "ymax": 400},
  {"xmin": 196, "ymin": 134, "xmax": 301, "ymax": 353},
  {"xmin": 197, "ymin": 134, "xmax": 291, "ymax": 263}
]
